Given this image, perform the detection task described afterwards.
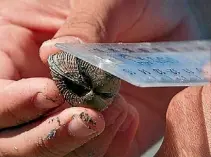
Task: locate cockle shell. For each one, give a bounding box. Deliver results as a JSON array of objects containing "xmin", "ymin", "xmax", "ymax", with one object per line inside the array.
[{"xmin": 48, "ymin": 51, "xmax": 121, "ymax": 111}]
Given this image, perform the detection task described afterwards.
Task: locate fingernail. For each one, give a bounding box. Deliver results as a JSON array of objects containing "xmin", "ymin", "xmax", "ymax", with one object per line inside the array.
[
  {"xmin": 34, "ymin": 92, "xmax": 64, "ymax": 109},
  {"xmin": 41, "ymin": 36, "xmax": 83, "ymax": 49},
  {"xmin": 68, "ymin": 112, "xmax": 97, "ymax": 137},
  {"xmin": 39, "ymin": 36, "xmax": 84, "ymax": 63}
]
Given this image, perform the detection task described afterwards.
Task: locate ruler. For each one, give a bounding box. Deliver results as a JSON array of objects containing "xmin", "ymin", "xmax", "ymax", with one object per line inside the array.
[{"xmin": 55, "ymin": 40, "xmax": 211, "ymax": 87}]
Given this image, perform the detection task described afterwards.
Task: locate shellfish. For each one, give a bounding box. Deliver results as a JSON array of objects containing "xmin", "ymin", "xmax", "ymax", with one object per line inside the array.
[{"xmin": 48, "ymin": 51, "xmax": 121, "ymax": 111}]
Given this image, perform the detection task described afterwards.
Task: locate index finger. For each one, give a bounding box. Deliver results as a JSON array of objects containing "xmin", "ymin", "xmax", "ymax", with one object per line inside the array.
[{"xmin": 0, "ymin": 78, "xmax": 64, "ymax": 129}]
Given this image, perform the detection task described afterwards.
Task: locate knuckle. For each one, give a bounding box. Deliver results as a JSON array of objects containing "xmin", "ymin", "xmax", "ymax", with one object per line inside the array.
[
  {"xmin": 119, "ymin": 104, "xmax": 139, "ymax": 131},
  {"xmin": 130, "ymin": 105, "xmax": 139, "ymax": 121},
  {"xmin": 102, "ymin": 94, "xmax": 129, "ymax": 126},
  {"xmin": 113, "ymin": 95, "xmax": 129, "ymax": 117},
  {"xmin": 114, "ymin": 95, "xmax": 129, "ymax": 125},
  {"xmin": 167, "ymin": 90, "xmax": 186, "ymax": 120},
  {"xmin": 61, "ymin": 11, "xmax": 107, "ymax": 42},
  {"xmin": 166, "ymin": 86, "xmax": 203, "ymax": 120}
]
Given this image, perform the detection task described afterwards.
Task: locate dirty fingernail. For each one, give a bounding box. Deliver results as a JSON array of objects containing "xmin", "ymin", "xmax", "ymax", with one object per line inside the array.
[{"xmin": 68, "ymin": 112, "xmax": 98, "ymax": 137}]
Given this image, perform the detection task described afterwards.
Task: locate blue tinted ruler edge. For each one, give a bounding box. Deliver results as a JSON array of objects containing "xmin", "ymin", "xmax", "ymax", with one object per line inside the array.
[{"xmin": 55, "ymin": 41, "xmax": 211, "ymax": 87}]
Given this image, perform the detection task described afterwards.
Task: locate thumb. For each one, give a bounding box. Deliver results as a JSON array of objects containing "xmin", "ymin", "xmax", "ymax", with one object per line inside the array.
[
  {"xmin": 54, "ymin": 0, "xmax": 114, "ymax": 42},
  {"xmin": 40, "ymin": 0, "xmax": 116, "ymax": 63},
  {"xmin": 39, "ymin": 0, "xmax": 122, "ymax": 111},
  {"xmin": 155, "ymin": 85, "xmax": 211, "ymax": 157}
]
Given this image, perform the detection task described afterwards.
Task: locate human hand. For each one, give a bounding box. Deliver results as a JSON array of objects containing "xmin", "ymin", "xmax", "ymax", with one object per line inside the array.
[
  {"xmin": 0, "ymin": 1, "xmax": 106, "ymax": 157},
  {"xmin": 38, "ymin": 0, "xmax": 209, "ymax": 156},
  {"xmin": 0, "ymin": 1, "xmax": 138, "ymax": 156},
  {"xmin": 1, "ymin": 0, "xmax": 210, "ymax": 157},
  {"xmin": 0, "ymin": 22, "xmax": 107, "ymax": 157}
]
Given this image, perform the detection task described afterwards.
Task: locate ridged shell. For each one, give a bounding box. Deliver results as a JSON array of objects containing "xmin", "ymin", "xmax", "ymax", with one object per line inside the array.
[{"xmin": 48, "ymin": 51, "xmax": 121, "ymax": 111}]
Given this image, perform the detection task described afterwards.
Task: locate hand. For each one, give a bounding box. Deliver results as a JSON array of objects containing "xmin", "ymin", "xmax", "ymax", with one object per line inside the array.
[
  {"xmin": 0, "ymin": 1, "xmax": 107, "ymax": 157},
  {"xmin": 0, "ymin": 1, "xmax": 137, "ymax": 157},
  {"xmin": 0, "ymin": 1, "xmax": 210, "ymax": 157},
  {"xmin": 39, "ymin": 0, "xmax": 211, "ymax": 156},
  {"xmin": 156, "ymin": 84, "xmax": 211, "ymax": 157}
]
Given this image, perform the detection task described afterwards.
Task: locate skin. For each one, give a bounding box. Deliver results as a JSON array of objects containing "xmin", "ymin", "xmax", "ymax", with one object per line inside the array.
[{"xmin": 0, "ymin": 0, "xmax": 210, "ymax": 157}]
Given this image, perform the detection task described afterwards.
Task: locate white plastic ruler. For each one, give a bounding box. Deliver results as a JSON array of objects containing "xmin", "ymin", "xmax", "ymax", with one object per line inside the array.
[{"xmin": 55, "ymin": 40, "xmax": 211, "ymax": 87}]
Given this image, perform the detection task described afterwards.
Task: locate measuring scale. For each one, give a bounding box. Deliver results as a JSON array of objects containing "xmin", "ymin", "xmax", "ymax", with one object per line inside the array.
[{"xmin": 55, "ymin": 40, "xmax": 211, "ymax": 87}]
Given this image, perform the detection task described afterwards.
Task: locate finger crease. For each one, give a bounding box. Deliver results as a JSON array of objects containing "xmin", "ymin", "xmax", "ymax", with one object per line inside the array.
[
  {"xmin": 116, "ymin": 0, "xmax": 150, "ymax": 40},
  {"xmin": 36, "ymin": 137, "xmax": 62, "ymax": 157},
  {"xmin": 0, "ymin": 48, "xmax": 21, "ymax": 80},
  {"xmin": 4, "ymin": 106, "xmax": 25, "ymax": 126}
]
